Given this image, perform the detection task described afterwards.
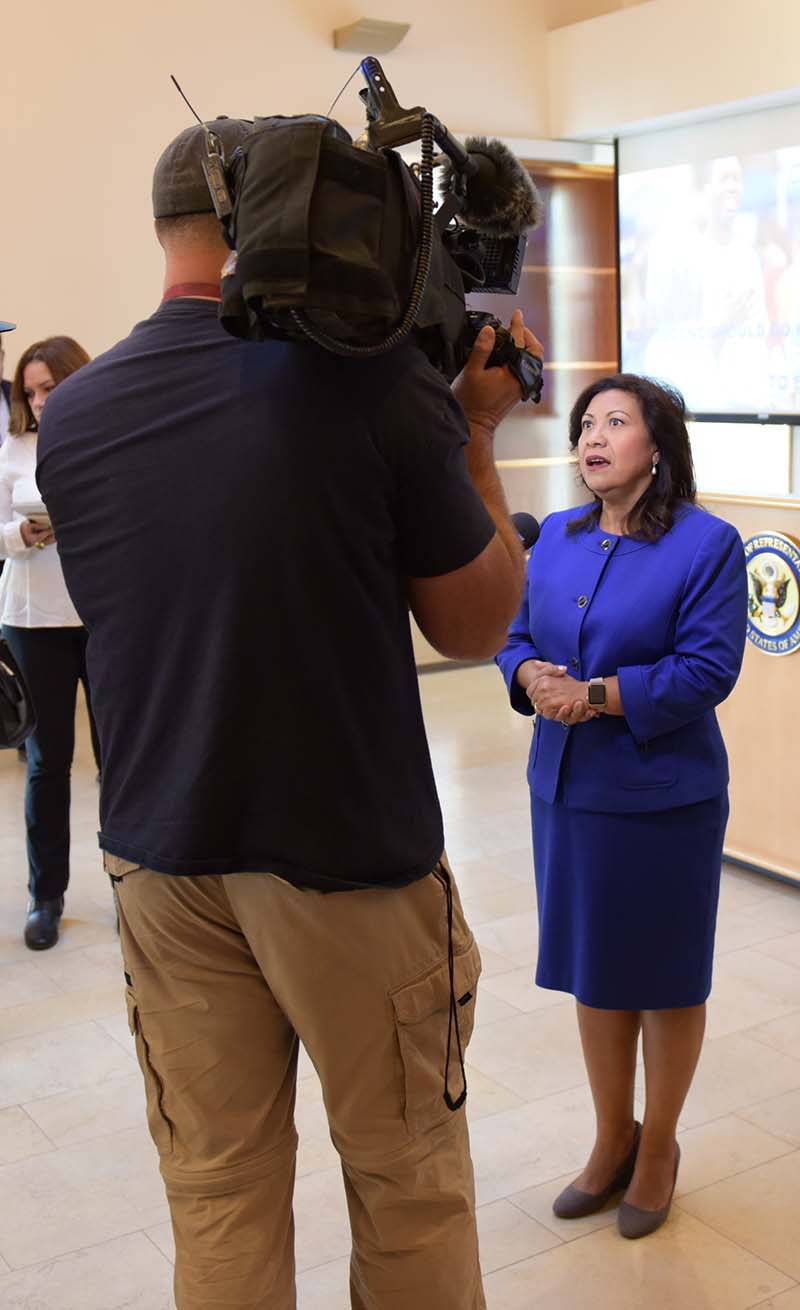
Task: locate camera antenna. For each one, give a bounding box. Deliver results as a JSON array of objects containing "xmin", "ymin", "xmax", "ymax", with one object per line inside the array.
[
  {"xmin": 326, "ymin": 65, "xmax": 362, "ymax": 118},
  {"xmin": 168, "ymin": 74, "xmax": 233, "ymax": 220},
  {"xmin": 170, "ymin": 74, "xmax": 205, "ymax": 126}
]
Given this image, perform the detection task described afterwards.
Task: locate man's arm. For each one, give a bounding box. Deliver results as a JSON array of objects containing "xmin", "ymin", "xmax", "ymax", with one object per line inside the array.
[{"xmin": 407, "ymin": 311, "xmax": 542, "ymax": 660}]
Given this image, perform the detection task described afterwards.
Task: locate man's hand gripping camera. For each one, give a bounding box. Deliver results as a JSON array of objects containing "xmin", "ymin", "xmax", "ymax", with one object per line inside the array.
[{"xmin": 464, "ymin": 312, "xmax": 543, "ymax": 404}]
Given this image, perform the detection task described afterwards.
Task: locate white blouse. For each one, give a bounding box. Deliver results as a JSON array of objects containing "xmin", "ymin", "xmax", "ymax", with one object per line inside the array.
[
  {"xmin": 0, "ymin": 433, "xmax": 82, "ymax": 627},
  {"xmin": 0, "ymin": 390, "xmax": 10, "ymax": 446}
]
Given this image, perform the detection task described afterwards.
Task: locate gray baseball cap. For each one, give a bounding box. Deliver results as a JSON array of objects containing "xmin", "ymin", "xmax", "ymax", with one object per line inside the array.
[{"xmin": 152, "ymin": 116, "xmax": 252, "ymax": 219}]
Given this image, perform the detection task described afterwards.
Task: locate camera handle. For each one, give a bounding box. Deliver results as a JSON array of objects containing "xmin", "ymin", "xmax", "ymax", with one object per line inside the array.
[{"xmin": 359, "ymin": 57, "xmax": 476, "ymax": 185}]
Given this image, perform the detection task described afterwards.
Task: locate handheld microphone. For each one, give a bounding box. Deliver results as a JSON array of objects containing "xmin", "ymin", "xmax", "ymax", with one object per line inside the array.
[
  {"xmin": 511, "ymin": 512, "xmax": 540, "ymax": 550},
  {"xmin": 441, "ymin": 138, "xmax": 544, "ymax": 238}
]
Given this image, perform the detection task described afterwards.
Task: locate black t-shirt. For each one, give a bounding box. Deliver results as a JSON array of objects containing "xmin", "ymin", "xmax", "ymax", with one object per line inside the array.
[{"xmin": 37, "ymin": 300, "xmax": 495, "ymax": 889}]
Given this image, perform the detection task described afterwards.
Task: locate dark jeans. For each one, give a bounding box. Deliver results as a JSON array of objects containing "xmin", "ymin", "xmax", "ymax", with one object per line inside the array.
[{"xmin": 2, "ymin": 624, "xmax": 100, "ymax": 901}]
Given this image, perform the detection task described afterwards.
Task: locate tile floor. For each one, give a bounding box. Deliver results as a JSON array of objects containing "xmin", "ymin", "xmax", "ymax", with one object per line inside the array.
[{"xmin": 1, "ymin": 665, "xmax": 799, "ymax": 1308}]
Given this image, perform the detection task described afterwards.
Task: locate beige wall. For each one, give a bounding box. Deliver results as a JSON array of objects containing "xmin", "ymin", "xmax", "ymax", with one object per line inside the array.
[
  {"xmin": 544, "ymin": 0, "xmax": 648, "ymax": 30},
  {"xmin": 548, "ymin": 0, "xmax": 800, "ymax": 138},
  {"xmin": 1, "ymin": 0, "xmax": 549, "ymax": 372}
]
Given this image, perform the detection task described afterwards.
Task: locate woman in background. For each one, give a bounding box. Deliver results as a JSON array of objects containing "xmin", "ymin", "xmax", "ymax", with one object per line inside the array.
[
  {"xmin": 497, "ymin": 375, "xmax": 747, "ymax": 1239},
  {"xmin": 0, "ymin": 335, "xmax": 97, "ymax": 950}
]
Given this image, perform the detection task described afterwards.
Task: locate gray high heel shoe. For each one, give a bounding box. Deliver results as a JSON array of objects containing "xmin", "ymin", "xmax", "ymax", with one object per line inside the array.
[
  {"xmin": 552, "ymin": 1122, "xmax": 641, "ymax": 1219},
  {"xmin": 618, "ymin": 1142, "xmax": 681, "ymax": 1239}
]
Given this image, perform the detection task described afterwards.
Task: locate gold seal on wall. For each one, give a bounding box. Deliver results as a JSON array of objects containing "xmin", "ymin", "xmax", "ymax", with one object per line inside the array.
[{"xmin": 744, "ymin": 531, "xmax": 800, "ymax": 657}]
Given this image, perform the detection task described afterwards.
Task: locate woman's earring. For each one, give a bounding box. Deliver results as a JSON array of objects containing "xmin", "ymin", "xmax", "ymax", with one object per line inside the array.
[{"xmin": 651, "ymin": 459, "xmax": 658, "ymax": 476}]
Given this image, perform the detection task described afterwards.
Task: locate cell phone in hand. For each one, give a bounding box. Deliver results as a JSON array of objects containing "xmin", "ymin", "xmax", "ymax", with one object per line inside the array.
[{"xmin": 15, "ymin": 501, "xmax": 51, "ymax": 529}]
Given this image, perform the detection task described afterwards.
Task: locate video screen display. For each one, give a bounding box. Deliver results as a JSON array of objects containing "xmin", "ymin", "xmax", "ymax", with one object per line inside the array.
[{"xmin": 619, "ymin": 136, "xmax": 800, "ymax": 417}]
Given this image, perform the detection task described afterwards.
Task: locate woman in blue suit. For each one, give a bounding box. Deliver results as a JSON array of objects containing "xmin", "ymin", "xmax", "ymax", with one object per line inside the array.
[{"xmin": 497, "ymin": 375, "xmax": 747, "ymax": 1239}]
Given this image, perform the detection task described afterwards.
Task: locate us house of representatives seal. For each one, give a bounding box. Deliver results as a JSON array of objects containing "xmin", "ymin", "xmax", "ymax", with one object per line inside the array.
[{"xmin": 744, "ymin": 530, "xmax": 800, "ymax": 657}]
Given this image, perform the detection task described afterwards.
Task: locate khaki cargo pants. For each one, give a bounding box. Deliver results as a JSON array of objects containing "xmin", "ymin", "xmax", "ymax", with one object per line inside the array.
[{"xmin": 107, "ymin": 854, "xmax": 485, "ymax": 1310}]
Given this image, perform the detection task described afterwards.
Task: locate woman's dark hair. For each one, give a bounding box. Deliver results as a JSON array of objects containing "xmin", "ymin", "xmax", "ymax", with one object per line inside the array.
[
  {"xmin": 9, "ymin": 336, "xmax": 91, "ymax": 435},
  {"xmin": 567, "ymin": 373, "xmax": 697, "ymax": 542}
]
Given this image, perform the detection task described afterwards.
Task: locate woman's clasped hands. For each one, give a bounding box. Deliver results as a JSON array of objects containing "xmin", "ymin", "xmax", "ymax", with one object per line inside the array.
[
  {"xmin": 521, "ymin": 660, "xmax": 598, "ymax": 727},
  {"xmin": 20, "ymin": 519, "xmax": 55, "ymax": 549}
]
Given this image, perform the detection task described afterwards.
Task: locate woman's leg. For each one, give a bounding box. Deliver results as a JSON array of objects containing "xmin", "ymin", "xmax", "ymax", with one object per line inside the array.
[
  {"xmin": 572, "ymin": 1002, "xmax": 641, "ymax": 1191},
  {"xmin": 2, "ymin": 625, "xmax": 81, "ymax": 903},
  {"xmin": 625, "ymin": 1004, "xmax": 706, "ymax": 1209}
]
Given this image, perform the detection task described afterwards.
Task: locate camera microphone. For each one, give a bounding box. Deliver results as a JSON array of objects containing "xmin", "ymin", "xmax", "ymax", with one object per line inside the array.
[
  {"xmin": 442, "ymin": 138, "xmax": 544, "ymax": 238},
  {"xmin": 511, "ymin": 512, "xmax": 540, "ymax": 550}
]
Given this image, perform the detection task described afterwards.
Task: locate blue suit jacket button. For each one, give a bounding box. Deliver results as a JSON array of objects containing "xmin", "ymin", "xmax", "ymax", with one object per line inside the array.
[{"xmin": 577, "ymin": 595, "xmax": 588, "ymax": 608}]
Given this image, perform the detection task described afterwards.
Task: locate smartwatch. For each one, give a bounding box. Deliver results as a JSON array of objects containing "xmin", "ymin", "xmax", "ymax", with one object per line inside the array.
[{"xmin": 587, "ymin": 677, "xmax": 607, "ymax": 708}]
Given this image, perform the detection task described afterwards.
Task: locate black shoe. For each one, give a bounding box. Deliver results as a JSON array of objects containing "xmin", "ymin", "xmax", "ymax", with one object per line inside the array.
[{"xmin": 24, "ymin": 897, "xmax": 64, "ymax": 950}]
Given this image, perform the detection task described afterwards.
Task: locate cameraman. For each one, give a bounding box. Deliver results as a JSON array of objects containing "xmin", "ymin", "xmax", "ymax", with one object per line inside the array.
[{"xmin": 36, "ymin": 117, "xmax": 541, "ymax": 1310}]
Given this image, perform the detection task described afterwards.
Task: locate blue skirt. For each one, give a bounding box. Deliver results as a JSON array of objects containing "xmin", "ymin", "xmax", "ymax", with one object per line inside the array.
[{"xmin": 531, "ymin": 793, "xmax": 729, "ymax": 1010}]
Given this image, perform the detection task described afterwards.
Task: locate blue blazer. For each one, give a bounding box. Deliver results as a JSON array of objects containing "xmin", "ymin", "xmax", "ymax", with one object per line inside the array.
[{"xmin": 496, "ymin": 503, "xmax": 748, "ymax": 812}]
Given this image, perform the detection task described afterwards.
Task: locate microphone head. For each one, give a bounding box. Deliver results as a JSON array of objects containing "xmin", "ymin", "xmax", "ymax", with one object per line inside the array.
[
  {"xmin": 511, "ymin": 511, "xmax": 540, "ymax": 551},
  {"xmin": 440, "ymin": 137, "xmax": 544, "ymax": 237}
]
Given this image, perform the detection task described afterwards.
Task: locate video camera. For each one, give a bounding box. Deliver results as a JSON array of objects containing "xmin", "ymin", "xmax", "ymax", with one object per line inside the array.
[{"xmin": 201, "ymin": 58, "xmax": 544, "ymax": 402}]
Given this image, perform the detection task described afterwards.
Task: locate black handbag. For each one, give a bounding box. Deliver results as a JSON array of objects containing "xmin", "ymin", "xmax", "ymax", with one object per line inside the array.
[{"xmin": 0, "ymin": 637, "xmax": 35, "ymax": 748}]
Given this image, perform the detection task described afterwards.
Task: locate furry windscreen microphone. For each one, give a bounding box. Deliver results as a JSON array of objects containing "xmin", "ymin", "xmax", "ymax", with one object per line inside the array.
[{"xmin": 441, "ymin": 138, "xmax": 544, "ymax": 237}]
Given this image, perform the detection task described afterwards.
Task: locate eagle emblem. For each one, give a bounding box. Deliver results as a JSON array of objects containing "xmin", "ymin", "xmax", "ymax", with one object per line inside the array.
[{"xmin": 749, "ymin": 559, "xmax": 791, "ymax": 623}]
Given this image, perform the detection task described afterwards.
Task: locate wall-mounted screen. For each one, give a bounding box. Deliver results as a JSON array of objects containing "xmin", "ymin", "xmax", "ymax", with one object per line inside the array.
[{"xmin": 618, "ymin": 102, "xmax": 800, "ymax": 419}]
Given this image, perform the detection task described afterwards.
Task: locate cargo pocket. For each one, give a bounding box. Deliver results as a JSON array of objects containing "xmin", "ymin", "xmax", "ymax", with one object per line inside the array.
[
  {"xmin": 125, "ymin": 987, "xmax": 174, "ymax": 1156},
  {"xmin": 390, "ymin": 937, "xmax": 482, "ymax": 1138}
]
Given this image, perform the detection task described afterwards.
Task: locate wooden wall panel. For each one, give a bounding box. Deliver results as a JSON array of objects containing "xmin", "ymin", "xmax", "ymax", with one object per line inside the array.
[
  {"xmin": 706, "ymin": 497, "xmax": 800, "ymax": 883},
  {"xmin": 476, "ymin": 164, "xmax": 618, "ymax": 521}
]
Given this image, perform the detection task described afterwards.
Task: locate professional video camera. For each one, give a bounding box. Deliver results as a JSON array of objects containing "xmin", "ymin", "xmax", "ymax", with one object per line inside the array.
[{"xmin": 199, "ymin": 58, "xmax": 545, "ymax": 401}]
